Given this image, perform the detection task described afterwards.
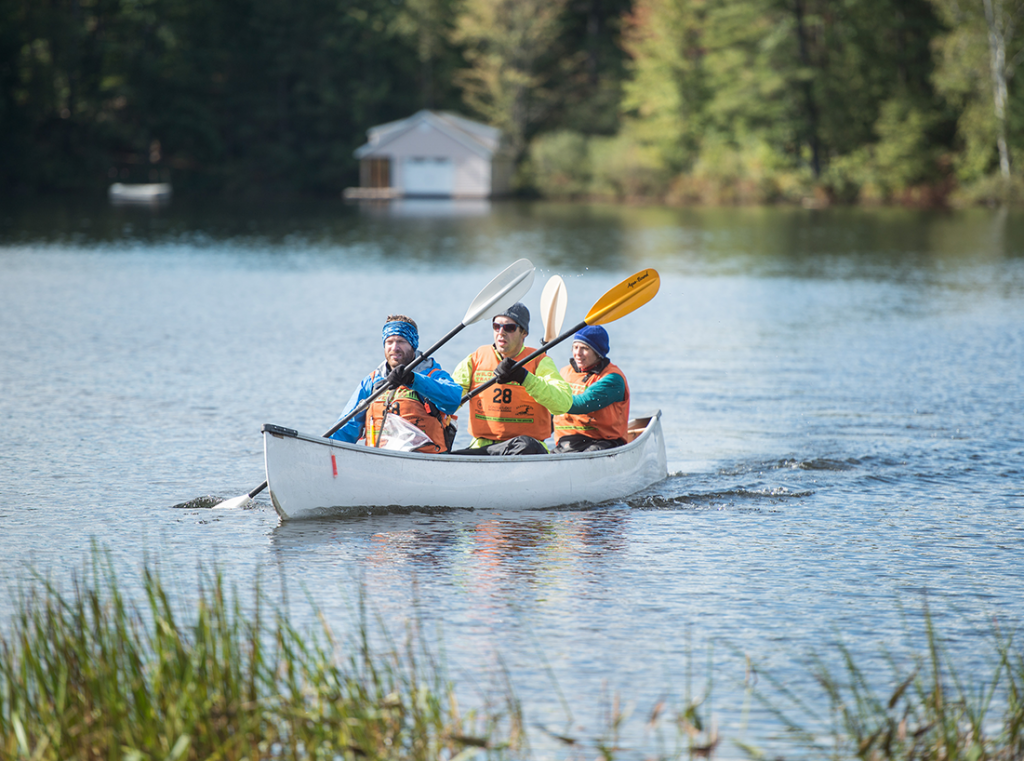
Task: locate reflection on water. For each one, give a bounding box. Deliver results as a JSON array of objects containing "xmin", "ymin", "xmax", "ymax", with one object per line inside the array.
[
  {"xmin": 353, "ymin": 198, "xmax": 493, "ymax": 218},
  {"xmin": 270, "ymin": 508, "xmax": 632, "ymax": 580},
  {"xmin": 5, "ymin": 197, "xmax": 1023, "ymax": 276}
]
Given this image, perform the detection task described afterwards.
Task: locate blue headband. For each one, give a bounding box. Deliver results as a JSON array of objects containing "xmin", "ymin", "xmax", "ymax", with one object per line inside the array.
[{"xmin": 382, "ymin": 320, "xmax": 419, "ymax": 351}]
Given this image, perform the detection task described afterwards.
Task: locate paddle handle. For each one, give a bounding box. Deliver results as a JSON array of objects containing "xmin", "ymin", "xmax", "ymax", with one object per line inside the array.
[{"xmin": 459, "ymin": 319, "xmax": 586, "ymax": 406}]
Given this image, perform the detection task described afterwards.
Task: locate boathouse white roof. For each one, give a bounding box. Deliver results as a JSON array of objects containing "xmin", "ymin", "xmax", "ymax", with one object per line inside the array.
[{"xmin": 351, "ymin": 110, "xmax": 511, "ymax": 198}]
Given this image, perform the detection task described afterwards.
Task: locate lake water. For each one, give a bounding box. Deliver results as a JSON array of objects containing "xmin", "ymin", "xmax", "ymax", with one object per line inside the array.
[{"xmin": 2, "ymin": 197, "xmax": 1023, "ymax": 758}]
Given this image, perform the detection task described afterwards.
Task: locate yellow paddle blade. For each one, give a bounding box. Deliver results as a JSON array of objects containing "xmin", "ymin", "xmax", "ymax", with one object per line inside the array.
[{"xmin": 584, "ymin": 268, "xmax": 660, "ymax": 325}]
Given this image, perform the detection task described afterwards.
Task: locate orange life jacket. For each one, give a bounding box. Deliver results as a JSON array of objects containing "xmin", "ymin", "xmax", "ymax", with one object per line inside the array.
[
  {"xmin": 366, "ymin": 386, "xmax": 448, "ymax": 454},
  {"xmin": 467, "ymin": 345, "xmax": 550, "ymax": 442},
  {"xmin": 553, "ymin": 360, "xmax": 630, "ymax": 444}
]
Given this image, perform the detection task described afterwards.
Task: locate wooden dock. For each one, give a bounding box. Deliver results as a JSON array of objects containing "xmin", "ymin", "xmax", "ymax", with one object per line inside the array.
[{"xmin": 342, "ymin": 187, "xmax": 401, "ymax": 200}]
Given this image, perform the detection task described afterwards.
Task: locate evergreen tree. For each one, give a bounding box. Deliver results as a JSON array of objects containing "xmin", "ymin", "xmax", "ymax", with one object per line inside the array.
[
  {"xmin": 619, "ymin": 0, "xmax": 710, "ymax": 172},
  {"xmin": 395, "ymin": 0, "xmax": 469, "ymax": 111},
  {"xmin": 551, "ymin": 0, "xmax": 633, "ymax": 134},
  {"xmin": 0, "ymin": 0, "xmax": 432, "ymax": 195},
  {"xmin": 451, "ymin": 0, "xmax": 571, "ymax": 165},
  {"xmin": 617, "ymin": 0, "xmax": 949, "ymax": 200}
]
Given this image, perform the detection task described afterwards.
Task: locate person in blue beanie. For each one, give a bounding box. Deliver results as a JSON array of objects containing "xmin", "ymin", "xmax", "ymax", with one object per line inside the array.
[
  {"xmin": 330, "ymin": 314, "xmax": 462, "ymax": 453},
  {"xmin": 552, "ymin": 325, "xmax": 630, "ymax": 453}
]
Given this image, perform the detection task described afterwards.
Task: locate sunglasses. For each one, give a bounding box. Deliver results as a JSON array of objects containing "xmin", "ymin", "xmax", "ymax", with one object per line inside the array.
[{"xmin": 492, "ymin": 322, "xmax": 519, "ymax": 333}]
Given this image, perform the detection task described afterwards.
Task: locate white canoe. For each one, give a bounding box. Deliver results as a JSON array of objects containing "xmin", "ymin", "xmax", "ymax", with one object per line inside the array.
[{"xmin": 262, "ymin": 411, "xmax": 668, "ymax": 520}]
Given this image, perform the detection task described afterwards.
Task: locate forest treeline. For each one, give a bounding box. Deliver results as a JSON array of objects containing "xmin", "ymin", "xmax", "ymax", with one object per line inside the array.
[{"xmin": 2, "ymin": 0, "xmax": 1023, "ymax": 205}]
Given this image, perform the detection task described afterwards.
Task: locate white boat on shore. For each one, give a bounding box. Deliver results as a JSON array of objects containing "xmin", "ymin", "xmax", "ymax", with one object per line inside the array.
[
  {"xmin": 108, "ymin": 182, "xmax": 172, "ymax": 205},
  {"xmin": 261, "ymin": 411, "xmax": 668, "ymax": 520}
]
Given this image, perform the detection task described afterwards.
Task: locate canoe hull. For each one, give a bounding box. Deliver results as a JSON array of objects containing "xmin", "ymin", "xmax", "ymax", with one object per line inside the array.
[{"xmin": 263, "ymin": 412, "xmax": 667, "ymax": 520}]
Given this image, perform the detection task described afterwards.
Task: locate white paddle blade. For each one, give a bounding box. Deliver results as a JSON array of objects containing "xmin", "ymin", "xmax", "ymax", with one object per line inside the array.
[
  {"xmin": 462, "ymin": 258, "xmax": 535, "ymax": 325},
  {"xmin": 541, "ymin": 275, "xmax": 567, "ymax": 343},
  {"xmin": 215, "ymin": 494, "xmax": 251, "ymax": 510}
]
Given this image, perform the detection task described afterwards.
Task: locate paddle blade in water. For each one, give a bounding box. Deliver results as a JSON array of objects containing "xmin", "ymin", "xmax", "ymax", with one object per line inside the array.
[
  {"xmin": 462, "ymin": 258, "xmax": 535, "ymax": 325},
  {"xmin": 541, "ymin": 275, "xmax": 567, "ymax": 343},
  {"xmin": 585, "ymin": 268, "xmax": 659, "ymax": 325},
  {"xmin": 215, "ymin": 494, "xmax": 251, "ymax": 510}
]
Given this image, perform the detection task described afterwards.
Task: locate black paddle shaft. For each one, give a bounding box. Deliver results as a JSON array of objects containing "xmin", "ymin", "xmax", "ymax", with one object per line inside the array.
[
  {"xmin": 459, "ymin": 319, "xmax": 587, "ymax": 407},
  {"xmin": 322, "ymin": 321, "xmax": 465, "ymax": 438},
  {"xmin": 246, "ymin": 322, "xmax": 468, "ymax": 500}
]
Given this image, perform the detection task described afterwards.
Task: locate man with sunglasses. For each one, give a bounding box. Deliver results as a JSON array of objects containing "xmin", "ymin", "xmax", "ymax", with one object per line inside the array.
[{"xmin": 451, "ymin": 302, "xmax": 572, "ymax": 455}]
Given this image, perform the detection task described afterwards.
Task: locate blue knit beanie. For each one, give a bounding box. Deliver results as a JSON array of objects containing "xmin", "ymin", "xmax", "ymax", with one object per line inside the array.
[
  {"xmin": 573, "ymin": 325, "xmax": 609, "ymax": 357},
  {"xmin": 382, "ymin": 318, "xmax": 419, "ymax": 351}
]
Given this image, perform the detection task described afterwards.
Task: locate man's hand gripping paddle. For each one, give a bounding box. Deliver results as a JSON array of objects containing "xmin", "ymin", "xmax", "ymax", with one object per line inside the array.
[
  {"xmin": 216, "ymin": 258, "xmax": 537, "ymax": 509},
  {"xmin": 460, "ymin": 268, "xmax": 659, "ymax": 406}
]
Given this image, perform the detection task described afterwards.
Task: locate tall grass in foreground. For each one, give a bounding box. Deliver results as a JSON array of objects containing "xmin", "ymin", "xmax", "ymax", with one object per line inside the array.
[
  {"xmin": 737, "ymin": 606, "xmax": 1024, "ymax": 761},
  {"xmin": 0, "ymin": 554, "xmax": 521, "ymax": 761},
  {"xmin": 5, "ymin": 554, "xmax": 1024, "ymax": 761}
]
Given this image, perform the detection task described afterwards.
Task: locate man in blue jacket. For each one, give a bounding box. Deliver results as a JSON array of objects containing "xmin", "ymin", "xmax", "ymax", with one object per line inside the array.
[{"xmin": 329, "ymin": 315, "xmax": 462, "ymax": 453}]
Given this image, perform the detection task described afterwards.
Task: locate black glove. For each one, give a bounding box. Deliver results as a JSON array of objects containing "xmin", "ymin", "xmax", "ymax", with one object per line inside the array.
[
  {"xmin": 493, "ymin": 357, "xmax": 527, "ymax": 385},
  {"xmin": 386, "ymin": 364, "xmax": 415, "ymax": 389}
]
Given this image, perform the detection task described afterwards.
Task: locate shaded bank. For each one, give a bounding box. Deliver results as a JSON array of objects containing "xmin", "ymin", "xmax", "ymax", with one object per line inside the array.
[
  {"xmin": 524, "ymin": 132, "xmax": 1024, "ymax": 210},
  {"xmin": 4, "ymin": 0, "xmax": 1022, "ymax": 207}
]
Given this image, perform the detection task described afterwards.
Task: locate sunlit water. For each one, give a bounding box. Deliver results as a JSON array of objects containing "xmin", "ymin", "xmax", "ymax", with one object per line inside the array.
[{"xmin": 2, "ymin": 198, "xmax": 1023, "ymax": 757}]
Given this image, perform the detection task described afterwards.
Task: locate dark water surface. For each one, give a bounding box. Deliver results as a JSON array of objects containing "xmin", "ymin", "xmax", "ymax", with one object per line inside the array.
[{"xmin": 2, "ymin": 198, "xmax": 1023, "ymax": 757}]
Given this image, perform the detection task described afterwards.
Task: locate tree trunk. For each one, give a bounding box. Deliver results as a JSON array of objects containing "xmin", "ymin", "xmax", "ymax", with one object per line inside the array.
[
  {"xmin": 793, "ymin": 0, "xmax": 822, "ymax": 178},
  {"xmin": 983, "ymin": 0, "xmax": 1012, "ymax": 178}
]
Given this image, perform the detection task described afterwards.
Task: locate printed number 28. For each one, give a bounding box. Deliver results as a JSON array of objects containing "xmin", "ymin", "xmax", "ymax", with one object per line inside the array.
[{"xmin": 492, "ymin": 387, "xmax": 512, "ymax": 404}]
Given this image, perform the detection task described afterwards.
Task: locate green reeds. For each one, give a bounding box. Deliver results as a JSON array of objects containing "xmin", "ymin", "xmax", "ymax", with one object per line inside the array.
[
  {"xmin": 0, "ymin": 552, "xmax": 521, "ymax": 761},
  {"xmin": 737, "ymin": 604, "xmax": 1024, "ymax": 761},
  {"xmin": 6, "ymin": 551, "xmax": 1022, "ymax": 761}
]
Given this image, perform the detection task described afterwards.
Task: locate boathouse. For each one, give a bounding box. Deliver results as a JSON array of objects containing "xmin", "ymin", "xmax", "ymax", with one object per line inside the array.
[{"xmin": 348, "ymin": 110, "xmax": 512, "ymax": 199}]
